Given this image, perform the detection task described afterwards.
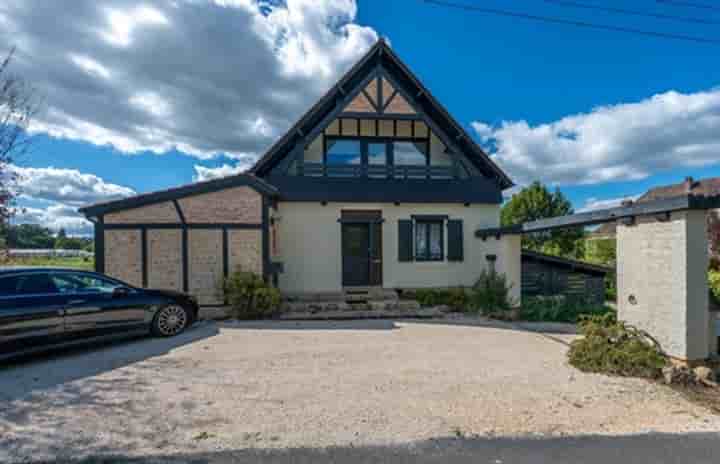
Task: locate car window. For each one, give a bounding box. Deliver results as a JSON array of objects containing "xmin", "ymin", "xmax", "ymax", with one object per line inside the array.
[
  {"xmin": 51, "ymin": 273, "xmax": 124, "ymax": 295},
  {"xmin": 0, "ymin": 273, "xmax": 59, "ymax": 296}
]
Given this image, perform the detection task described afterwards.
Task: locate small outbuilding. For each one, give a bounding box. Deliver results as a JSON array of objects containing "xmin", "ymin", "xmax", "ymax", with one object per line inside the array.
[{"xmin": 521, "ymin": 250, "xmax": 610, "ymax": 305}]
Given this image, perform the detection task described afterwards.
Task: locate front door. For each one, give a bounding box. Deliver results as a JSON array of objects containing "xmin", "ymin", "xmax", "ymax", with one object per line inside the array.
[
  {"xmin": 342, "ymin": 223, "xmax": 371, "ymax": 286},
  {"xmin": 341, "ymin": 210, "xmax": 383, "ymax": 287}
]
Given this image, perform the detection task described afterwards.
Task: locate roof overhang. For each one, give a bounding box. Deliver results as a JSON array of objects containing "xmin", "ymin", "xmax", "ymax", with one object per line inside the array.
[{"xmin": 79, "ymin": 174, "xmax": 278, "ymax": 218}]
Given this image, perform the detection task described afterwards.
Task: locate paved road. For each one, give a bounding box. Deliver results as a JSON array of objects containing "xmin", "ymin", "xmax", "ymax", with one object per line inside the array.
[{"xmin": 61, "ymin": 433, "xmax": 720, "ymax": 463}]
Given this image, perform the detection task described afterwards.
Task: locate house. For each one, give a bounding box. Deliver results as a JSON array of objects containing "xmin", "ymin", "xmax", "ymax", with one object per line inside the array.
[
  {"xmin": 521, "ymin": 250, "xmax": 610, "ymax": 305},
  {"xmin": 79, "ymin": 39, "xmax": 521, "ymax": 306},
  {"xmin": 590, "ymin": 176, "xmax": 720, "ymax": 253}
]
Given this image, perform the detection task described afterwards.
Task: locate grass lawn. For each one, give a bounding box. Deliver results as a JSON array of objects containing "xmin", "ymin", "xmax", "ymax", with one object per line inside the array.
[{"xmin": 4, "ymin": 256, "xmax": 95, "ymax": 271}]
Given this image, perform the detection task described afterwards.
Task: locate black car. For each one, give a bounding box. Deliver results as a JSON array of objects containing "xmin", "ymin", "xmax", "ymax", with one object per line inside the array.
[{"xmin": 0, "ymin": 267, "xmax": 199, "ymax": 361}]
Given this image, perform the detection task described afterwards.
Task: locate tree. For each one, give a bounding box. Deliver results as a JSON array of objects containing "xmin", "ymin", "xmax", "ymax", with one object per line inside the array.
[
  {"xmin": 0, "ymin": 47, "xmax": 38, "ymax": 257},
  {"xmin": 501, "ymin": 181, "xmax": 585, "ymax": 258}
]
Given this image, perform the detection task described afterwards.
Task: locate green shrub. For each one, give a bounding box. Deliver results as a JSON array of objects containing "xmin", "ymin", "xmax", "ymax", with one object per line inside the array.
[
  {"xmin": 709, "ymin": 270, "xmax": 720, "ymax": 305},
  {"xmin": 520, "ymin": 296, "xmax": 611, "ymax": 323},
  {"xmin": 413, "ymin": 287, "xmax": 471, "ymax": 311},
  {"xmin": 446, "ymin": 287, "xmax": 470, "ymax": 312},
  {"xmin": 222, "ymin": 269, "xmax": 281, "ymax": 319},
  {"xmin": 470, "ymin": 270, "xmax": 516, "ymax": 315},
  {"xmin": 415, "ymin": 289, "xmax": 443, "ymax": 307},
  {"xmin": 568, "ymin": 313, "xmax": 667, "ymax": 379}
]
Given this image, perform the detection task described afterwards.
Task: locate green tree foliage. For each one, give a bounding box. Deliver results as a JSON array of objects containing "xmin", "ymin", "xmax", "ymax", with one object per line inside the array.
[
  {"xmin": 5, "ymin": 224, "xmax": 56, "ymax": 248},
  {"xmin": 0, "ymin": 224, "xmax": 92, "ymax": 250},
  {"xmin": 501, "ymin": 181, "xmax": 584, "ymax": 258},
  {"xmin": 584, "ymin": 238, "xmax": 616, "ymax": 266}
]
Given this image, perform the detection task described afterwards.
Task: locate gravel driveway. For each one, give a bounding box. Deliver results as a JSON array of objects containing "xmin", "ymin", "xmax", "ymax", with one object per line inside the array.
[{"xmin": 1, "ymin": 317, "xmax": 719, "ymax": 462}]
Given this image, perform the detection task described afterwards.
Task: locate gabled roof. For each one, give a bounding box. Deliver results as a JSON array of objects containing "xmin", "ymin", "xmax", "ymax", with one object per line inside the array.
[
  {"xmin": 249, "ymin": 39, "xmax": 514, "ymax": 190},
  {"xmin": 591, "ymin": 176, "xmax": 720, "ymax": 237},
  {"xmin": 79, "ymin": 174, "xmax": 277, "ymax": 218}
]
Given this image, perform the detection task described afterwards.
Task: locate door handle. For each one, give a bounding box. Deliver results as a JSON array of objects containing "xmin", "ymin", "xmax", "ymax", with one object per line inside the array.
[{"xmin": 67, "ymin": 299, "xmax": 87, "ymax": 305}]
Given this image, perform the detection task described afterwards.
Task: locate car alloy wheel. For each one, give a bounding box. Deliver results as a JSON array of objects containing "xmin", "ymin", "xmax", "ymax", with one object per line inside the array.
[{"xmin": 156, "ymin": 304, "xmax": 188, "ymax": 336}]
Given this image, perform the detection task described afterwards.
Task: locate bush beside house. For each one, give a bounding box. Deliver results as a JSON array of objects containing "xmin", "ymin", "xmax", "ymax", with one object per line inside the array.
[{"xmin": 223, "ymin": 269, "xmax": 281, "ymax": 320}]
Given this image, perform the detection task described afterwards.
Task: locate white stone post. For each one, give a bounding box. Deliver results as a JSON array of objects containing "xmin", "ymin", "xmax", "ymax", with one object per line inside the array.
[{"xmin": 617, "ymin": 210, "xmax": 711, "ymax": 361}]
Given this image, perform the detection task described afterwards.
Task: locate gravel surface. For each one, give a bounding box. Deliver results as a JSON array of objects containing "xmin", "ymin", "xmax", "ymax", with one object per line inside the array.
[{"xmin": 1, "ymin": 317, "xmax": 719, "ymax": 462}]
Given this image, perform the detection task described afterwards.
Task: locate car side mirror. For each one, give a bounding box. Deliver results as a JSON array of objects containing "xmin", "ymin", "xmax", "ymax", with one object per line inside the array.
[{"xmin": 112, "ymin": 287, "xmax": 131, "ymax": 298}]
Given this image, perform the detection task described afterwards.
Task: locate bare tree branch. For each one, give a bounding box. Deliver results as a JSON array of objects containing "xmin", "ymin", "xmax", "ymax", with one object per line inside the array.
[{"xmin": 0, "ymin": 46, "xmax": 40, "ymax": 255}]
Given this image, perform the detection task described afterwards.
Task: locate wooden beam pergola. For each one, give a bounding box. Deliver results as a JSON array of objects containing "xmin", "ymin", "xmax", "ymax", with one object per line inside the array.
[{"xmin": 476, "ymin": 194, "xmax": 720, "ymax": 239}]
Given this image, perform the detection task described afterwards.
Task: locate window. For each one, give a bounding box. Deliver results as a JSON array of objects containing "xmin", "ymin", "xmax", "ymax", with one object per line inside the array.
[
  {"xmin": 51, "ymin": 273, "xmax": 126, "ymax": 295},
  {"xmin": 325, "ymin": 139, "xmax": 361, "ymax": 165},
  {"xmin": 393, "ymin": 141, "xmax": 428, "ymax": 166},
  {"xmin": 367, "ymin": 142, "xmax": 387, "ymax": 178},
  {"xmin": 0, "ymin": 273, "xmax": 58, "ymax": 296},
  {"xmin": 414, "ymin": 220, "xmax": 443, "ymax": 261},
  {"xmin": 394, "ymin": 141, "xmax": 428, "ymax": 179}
]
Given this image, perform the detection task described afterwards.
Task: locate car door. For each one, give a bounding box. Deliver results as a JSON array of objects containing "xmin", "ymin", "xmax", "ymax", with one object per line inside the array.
[
  {"xmin": 51, "ymin": 272, "xmax": 150, "ymax": 337},
  {"xmin": 0, "ymin": 272, "xmax": 66, "ymax": 355}
]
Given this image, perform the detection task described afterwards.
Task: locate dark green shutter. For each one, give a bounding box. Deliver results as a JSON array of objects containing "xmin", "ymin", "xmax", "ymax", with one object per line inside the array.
[
  {"xmin": 398, "ymin": 219, "xmax": 413, "ymax": 262},
  {"xmin": 447, "ymin": 219, "xmax": 464, "ymax": 261}
]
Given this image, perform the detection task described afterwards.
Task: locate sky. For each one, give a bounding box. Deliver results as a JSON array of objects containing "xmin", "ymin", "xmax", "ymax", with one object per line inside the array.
[{"xmin": 2, "ymin": 0, "xmax": 720, "ymax": 235}]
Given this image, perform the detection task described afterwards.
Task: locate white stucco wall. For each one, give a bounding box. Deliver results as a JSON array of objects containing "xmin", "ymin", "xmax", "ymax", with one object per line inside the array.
[
  {"xmin": 617, "ymin": 210, "xmax": 712, "ymax": 361},
  {"xmin": 274, "ymin": 202, "xmax": 521, "ymax": 301}
]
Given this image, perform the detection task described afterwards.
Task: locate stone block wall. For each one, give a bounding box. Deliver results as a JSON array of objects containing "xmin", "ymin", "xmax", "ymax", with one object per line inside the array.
[
  {"xmin": 147, "ymin": 229, "xmax": 182, "ymax": 290},
  {"xmin": 188, "ymin": 229, "xmax": 223, "ymax": 305},
  {"xmin": 617, "ymin": 210, "xmax": 711, "ymax": 361},
  {"xmin": 229, "ymin": 229, "xmax": 262, "ymax": 275},
  {"xmin": 104, "ymin": 229, "xmax": 142, "ymax": 287},
  {"xmin": 178, "ymin": 186, "xmax": 261, "ymax": 223},
  {"xmin": 105, "ymin": 201, "xmax": 180, "ymax": 224}
]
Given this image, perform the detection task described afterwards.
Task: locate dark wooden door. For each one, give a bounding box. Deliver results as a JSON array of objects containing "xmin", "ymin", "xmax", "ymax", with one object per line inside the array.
[{"xmin": 342, "ymin": 223, "xmax": 370, "ymax": 286}]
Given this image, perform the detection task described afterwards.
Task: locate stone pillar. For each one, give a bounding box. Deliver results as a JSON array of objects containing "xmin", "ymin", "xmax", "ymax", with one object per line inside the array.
[
  {"xmin": 617, "ymin": 210, "xmax": 711, "ymax": 361},
  {"xmin": 495, "ymin": 234, "xmax": 522, "ymax": 307}
]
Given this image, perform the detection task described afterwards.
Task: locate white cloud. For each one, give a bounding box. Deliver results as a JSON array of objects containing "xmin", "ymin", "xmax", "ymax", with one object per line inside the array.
[
  {"xmin": 193, "ymin": 162, "xmax": 252, "ymax": 181},
  {"xmin": 577, "ymin": 195, "xmax": 641, "ymax": 213},
  {"xmin": 9, "ymin": 165, "xmax": 135, "ymax": 206},
  {"xmin": 2, "ymin": 0, "xmax": 378, "ymax": 160},
  {"xmin": 472, "ymin": 88, "xmax": 720, "ymax": 186},
  {"xmin": 13, "ymin": 203, "xmax": 93, "ymax": 236},
  {"xmin": 69, "ymin": 54, "xmax": 111, "ymax": 79}
]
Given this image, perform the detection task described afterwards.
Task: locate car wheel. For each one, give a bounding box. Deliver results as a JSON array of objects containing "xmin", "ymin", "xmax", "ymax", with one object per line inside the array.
[{"xmin": 152, "ymin": 304, "xmax": 189, "ymax": 337}]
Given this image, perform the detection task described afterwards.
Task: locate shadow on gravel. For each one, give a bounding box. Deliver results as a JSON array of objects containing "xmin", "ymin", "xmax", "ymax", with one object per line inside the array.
[
  {"xmin": 0, "ymin": 323, "xmax": 219, "ymax": 400},
  {"xmin": 401, "ymin": 316, "xmax": 578, "ymax": 335},
  {"xmin": 218, "ymin": 319, "xmax": 398, "ymax": 331},
  {"xmin": 41, "ymin": 432, "xmax": 720, "ymax": 464}
]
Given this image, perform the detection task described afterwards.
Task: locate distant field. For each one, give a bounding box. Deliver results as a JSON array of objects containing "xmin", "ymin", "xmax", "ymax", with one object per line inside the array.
[{"xmin": 3, "ymin": 256, "xmax": 94, "ymax": 271}]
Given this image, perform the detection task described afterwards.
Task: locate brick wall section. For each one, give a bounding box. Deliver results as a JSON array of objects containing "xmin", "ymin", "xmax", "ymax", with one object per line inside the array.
[
  {"xmin": 384, "ymin": 93, "xmax": 415, "ymax": 114},
  {"xmin": 344, "ymin": 92, "xmax": 376, "ymax": 113},
  {"xmin": 147, "ymin": 229, "xmax": 182, "ymax": 290},
  {"xmin": 617, "ymin": 211, "xmax": 711, "ymax": 360},
  {"xmin": 188, "ymin": 229, "xmax": 223, "ymax": 305},
  {"xmin": 178, "ymin": 186, "xmax": 261, "ymax": 224},
  {"xmin": 105, "ymin": 202, "xmax": 179, "ymax": 224},
  {"xmin": 104, "ymin": 230, "xmax": 142, "ymax": 287},
  {"xmin": 229, "ymin": 229, "xmax": 262, "ymax": 274}
]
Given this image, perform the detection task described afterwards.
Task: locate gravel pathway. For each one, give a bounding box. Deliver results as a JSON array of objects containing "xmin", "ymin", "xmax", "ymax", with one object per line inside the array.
[{"xmin": 1, "ymin": 318, "xmax": 718, "ymax": 462}]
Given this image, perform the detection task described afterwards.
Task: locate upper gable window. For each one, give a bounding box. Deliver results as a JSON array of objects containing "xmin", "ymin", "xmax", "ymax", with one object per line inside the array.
[
  {"xmin": 393, "ymin": 141, "xmax": 428, "ymax": 166},
  {"xmin": 325, "ymin": 139, "xmax": 361, "ymax": 165}
]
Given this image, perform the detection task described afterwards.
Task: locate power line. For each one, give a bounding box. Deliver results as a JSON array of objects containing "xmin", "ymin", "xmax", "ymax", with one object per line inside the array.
[
  {"xmin": 543, "ymin": 0, "xmax": 720, "ymax": 25},
  {"xmin": 657, "ymin": 0, "xmax": 720, "ymax": 12},
  {"xmin": 421, "ymin": 0, "xmax": 720, "ymax": 45}
]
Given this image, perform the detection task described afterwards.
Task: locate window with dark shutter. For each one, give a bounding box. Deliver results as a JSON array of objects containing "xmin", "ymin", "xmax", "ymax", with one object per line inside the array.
[
  {"xmin": 398, "ymin": 219, "xmax": 413, "ymax": 262},
  {"xmin": 447, "ymin": 219, "xmax": 464, "ymax": 261}
]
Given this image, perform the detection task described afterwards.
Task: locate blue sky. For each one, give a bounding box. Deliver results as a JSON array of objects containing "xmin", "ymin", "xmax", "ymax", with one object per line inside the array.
[{"xmin": 3, "ymin": 0, "xmax": 720, "ymax": 234}]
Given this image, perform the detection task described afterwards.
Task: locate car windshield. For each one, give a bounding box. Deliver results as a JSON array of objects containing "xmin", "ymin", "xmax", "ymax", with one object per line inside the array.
[{"xmin": 51, "ymin": 273, "xmax": 125, "ymax": 294}]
